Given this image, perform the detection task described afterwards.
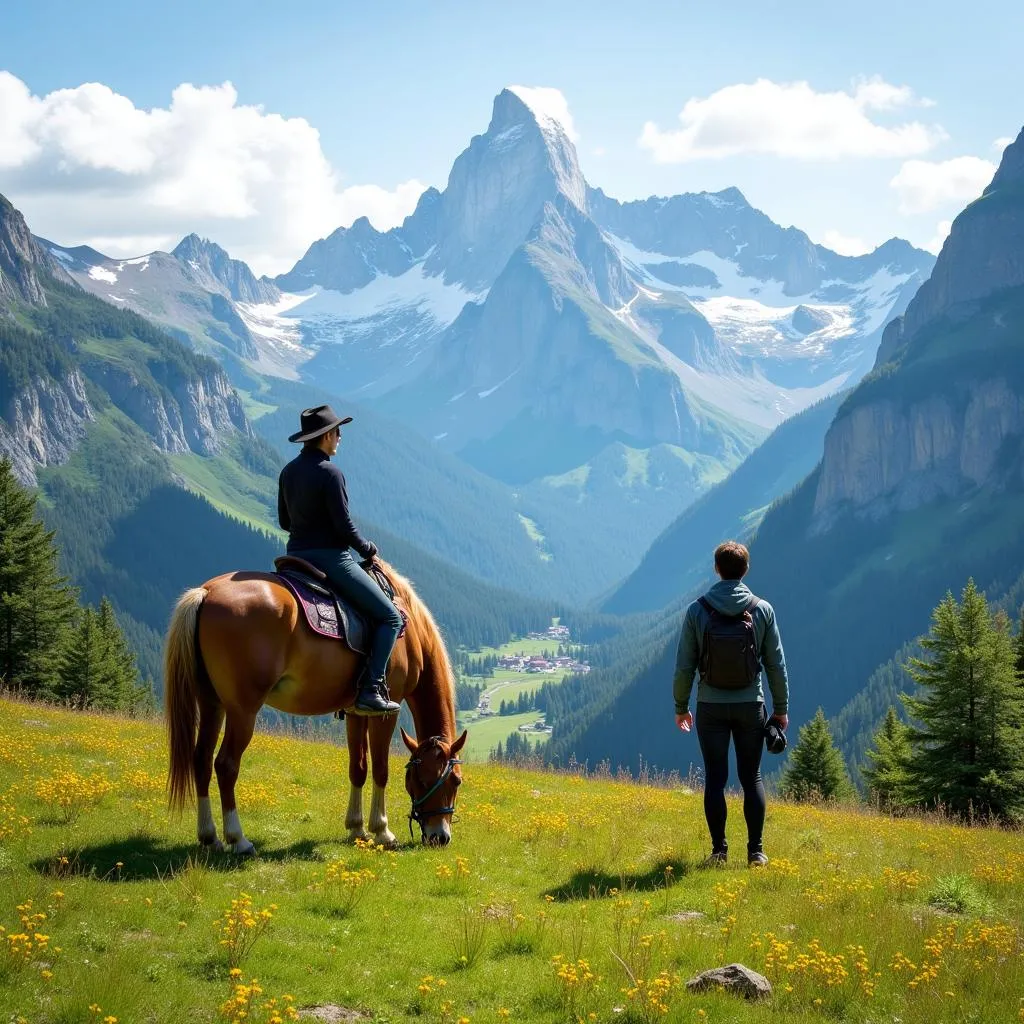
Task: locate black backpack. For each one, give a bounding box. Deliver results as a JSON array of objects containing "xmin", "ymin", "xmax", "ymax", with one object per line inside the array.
[{"xmin": 697, "ymin": 596, "xmax": 762, "ymax": 690}]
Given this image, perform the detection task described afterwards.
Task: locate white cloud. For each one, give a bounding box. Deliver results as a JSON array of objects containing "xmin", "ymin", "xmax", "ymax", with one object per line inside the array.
[
  {"xmin": 889, "ymin": 156, "xmax": 995, "ymax": 214},
  {"xmin": 993, "ymin": 136, "xmax": 1014, "ymax": 153},
  {"xmin": 508, "ymin": 85, "xmax": 579, "ymax": 142},
  {"xmin": 819, "ymin": 229, "xmax": 873, "ymax": 256},
  {"xmin": 926, "ymin": 219, "xmax": 953, "ymax": 254},
  {"xmin": 0, "ymin": 71, "xmax": 426, "ymax": 275},
  {"xmin": 639, "ymin": 76, "xmax": 946, "ymax": 163}
]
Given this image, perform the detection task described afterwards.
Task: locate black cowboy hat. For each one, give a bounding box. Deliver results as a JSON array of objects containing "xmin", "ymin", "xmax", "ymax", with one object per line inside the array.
[{"xmin": 288, "ymin": 404, "xmax": 353, "ymax": 443}]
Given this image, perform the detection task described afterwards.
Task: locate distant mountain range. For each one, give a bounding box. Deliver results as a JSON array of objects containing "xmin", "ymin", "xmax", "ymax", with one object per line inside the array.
[
  {"xmin": 33, "ymin": 86, "xmax": 934, "ymax": 602},
  {"xmin": 0, "ymin": 195, "xmax": 566, "ymax": 683},
  {"xmin": 555, "ymin": 126, "xmax": 1024, "ymax": 774}
]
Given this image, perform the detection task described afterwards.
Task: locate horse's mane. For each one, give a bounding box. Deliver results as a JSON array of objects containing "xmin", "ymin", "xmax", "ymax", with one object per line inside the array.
[{"xmin": 377, "ymin": 559, "xmax": 455, "ymax": 706}]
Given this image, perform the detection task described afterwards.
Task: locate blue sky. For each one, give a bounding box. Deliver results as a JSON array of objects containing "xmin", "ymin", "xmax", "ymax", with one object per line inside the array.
[{"xmin": 1, "ymin": 0, "xmax": 1021, "ymax": 274}]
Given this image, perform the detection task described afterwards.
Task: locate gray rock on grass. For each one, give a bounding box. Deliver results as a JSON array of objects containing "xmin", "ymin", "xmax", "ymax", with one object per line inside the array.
[{"xmin": 686, "ymin": 963, "xmax": 772, "ymax": 999}]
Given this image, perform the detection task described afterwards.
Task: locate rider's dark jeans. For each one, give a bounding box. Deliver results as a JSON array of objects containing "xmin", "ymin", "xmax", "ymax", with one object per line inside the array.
[
  {"xmin": 290, "ymin": 548, "xmax": 403, "ymax": 683},
  {"xmin": 695, "ymin": 701, "xmax": 767, "ymax": 855}
]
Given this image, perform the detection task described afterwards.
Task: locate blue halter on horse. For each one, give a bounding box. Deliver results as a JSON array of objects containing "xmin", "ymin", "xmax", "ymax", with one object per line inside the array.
[{"xmin": 405, "ymin": 739, "xmax": 462, "ymax": 842}]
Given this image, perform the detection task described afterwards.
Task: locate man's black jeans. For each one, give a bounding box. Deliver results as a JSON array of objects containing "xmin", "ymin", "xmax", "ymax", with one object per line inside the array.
[{"xmin": 695, "ymin": 701, "xmax": 767, "ymax": 855}]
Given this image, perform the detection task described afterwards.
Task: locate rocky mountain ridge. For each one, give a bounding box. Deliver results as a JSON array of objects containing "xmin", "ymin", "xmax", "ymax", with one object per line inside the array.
[
  {"xmin": 173, "ymin": 234, "xmax": 280, "ymax": 305},
  {"xmin": 0, "ymin": 195, "xmax": 253, "ymax": 487},
  {"xmin": 1, "ymin": 195, "xmax": 74, "ymax": 305}
]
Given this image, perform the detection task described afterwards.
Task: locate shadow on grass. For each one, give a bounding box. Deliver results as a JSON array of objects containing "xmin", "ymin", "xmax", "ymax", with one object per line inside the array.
[
  {"xmin": 544, "ymin": 856, "xmax": 692, "ymax": 902},
  {"xmin": 30, "ymin": 834, "xmax": 326, "ymax": 882}
]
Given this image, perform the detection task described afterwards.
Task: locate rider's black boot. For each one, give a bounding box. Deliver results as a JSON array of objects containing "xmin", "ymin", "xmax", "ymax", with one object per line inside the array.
[{"xmin": 347, "ymin": 671, "xmax": 400, "ymax": 717}]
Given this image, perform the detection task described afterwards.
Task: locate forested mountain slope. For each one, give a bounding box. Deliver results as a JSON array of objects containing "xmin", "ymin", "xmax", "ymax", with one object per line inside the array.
[{"xmin": 602, "ymin": 390, "xmax": 845, "ymax": 614}]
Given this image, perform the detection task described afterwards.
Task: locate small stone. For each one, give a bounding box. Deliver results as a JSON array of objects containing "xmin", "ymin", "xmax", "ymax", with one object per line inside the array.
[
  {"xmin": 668, "ymin": 911, "xmax": 705, "ymax": 922},
  {"xmin": 686, "ymin": 963, "xmax": 772, "ymax": 1000},
  {"xmin": 298, "ymin": 1006, "xmax": 369, "ymax": 1023}
]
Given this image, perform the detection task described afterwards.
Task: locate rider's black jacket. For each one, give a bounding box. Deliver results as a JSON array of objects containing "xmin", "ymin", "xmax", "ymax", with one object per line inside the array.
[{"xmin": 277, "ymin": 447, "xmax": 373, "ymax": 557}]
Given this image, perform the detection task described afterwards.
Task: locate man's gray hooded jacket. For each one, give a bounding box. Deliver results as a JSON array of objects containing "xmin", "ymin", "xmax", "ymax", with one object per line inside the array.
[{"xmin": 673, "ymin": 578, "xmax": 789, "ymax": 715}]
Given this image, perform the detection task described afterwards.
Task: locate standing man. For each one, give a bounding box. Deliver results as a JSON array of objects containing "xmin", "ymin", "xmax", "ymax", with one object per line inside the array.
[
  {"xmin": 674, "ymin": 541, "xmax": 789, "ymax": 867},
  {"xmin": 278, "ymin": 405, "xmax": 403, "ymax": 717}
]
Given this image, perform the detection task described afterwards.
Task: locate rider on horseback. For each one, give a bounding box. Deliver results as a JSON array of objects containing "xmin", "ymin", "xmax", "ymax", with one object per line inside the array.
[{"xmin": 277, "ymin": 405, "xmax": 402, "ymax": 717}]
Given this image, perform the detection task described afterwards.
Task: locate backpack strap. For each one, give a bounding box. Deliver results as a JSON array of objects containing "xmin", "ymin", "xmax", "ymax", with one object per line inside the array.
[{"xmin": 698, "ymin": 596, "xmax": 716, "ymax": 616}]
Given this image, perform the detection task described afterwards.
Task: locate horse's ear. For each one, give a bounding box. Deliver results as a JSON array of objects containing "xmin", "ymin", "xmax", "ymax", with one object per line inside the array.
[
  {"xmin": 450, "ymin": 730, "xmax": 468, "ymax": 756},
  {"xmin": 400, "ymin": 727, "xmax": 418, "ymax": 754}
]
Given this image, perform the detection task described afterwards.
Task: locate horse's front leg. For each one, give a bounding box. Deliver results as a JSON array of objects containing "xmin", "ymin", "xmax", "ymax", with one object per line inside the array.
[
  {"xmin": 344, "ymin": 714, "xmax": 370, "ymax": 841},
  {"xmin": 368, "ymin": 714, "xmax": 400, "ymax": 848}
]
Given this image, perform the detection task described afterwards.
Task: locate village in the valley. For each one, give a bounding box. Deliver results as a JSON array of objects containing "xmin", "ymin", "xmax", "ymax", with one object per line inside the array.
[{"xmin": 457, "ymin": 622, "xmax": 591, "ymax": 757}]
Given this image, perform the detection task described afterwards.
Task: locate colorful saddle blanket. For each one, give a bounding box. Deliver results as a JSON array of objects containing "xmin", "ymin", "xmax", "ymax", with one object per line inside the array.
[{"xmin": 272, "ymin": 556, "xmax": 406, "ymax": 653}]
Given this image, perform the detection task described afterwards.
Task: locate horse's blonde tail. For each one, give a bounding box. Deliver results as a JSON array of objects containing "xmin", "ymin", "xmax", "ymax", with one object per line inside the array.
[{"xmin": 165, "ymin": 587, "xmax": 207, "ymax": 812}]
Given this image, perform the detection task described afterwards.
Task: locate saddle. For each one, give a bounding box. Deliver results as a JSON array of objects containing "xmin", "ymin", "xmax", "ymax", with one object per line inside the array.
[{"xmin": 273, "ymin": 556, "xmax": 372, "ymax": 652}]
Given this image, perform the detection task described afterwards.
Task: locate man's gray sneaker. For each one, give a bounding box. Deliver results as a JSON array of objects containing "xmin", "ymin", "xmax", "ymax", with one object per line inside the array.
[
  {"xmin": 748, "ymin": 851, "xmax": 769, "ymax": 868},
  {"xmin": 700, "ymin": 849, "xmax": 728, "ymax": 868}
]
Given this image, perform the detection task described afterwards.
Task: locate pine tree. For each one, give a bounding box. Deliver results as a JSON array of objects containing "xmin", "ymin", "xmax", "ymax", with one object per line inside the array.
[
  {"xmin": 902, "ymin": 581, "xmax": 1024, "ymax": 822},
  {"xmin": 55, "ymin": 599, "xmax": 141, "ymax": 711},
  {"xmin": 861, "ymin": 706, "xmax": 912, "ymax": 808},
  {"xmin": 95, "ymin": 598, "xmax": 140, "ymax": 710},
  {"xmin": 780, "ymin": 707, "xmax": 855, "ymax": 802},
  {"xmin": 0, "ymin": 457, "xmax": 77, "ymax": 695},
  {"xmin": 56, "ymin": 607, "xmax": 104, "ymax": 708}
]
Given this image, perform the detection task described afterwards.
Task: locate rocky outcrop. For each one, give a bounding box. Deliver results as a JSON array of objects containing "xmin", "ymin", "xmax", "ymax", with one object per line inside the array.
[
  {"xmin": 0, "ymin": 194, "xmax": 75, "ymax": 307},
  {"xmin": 173, "ymin": 234, "xmax": 280, "ymax": 305},
  {"xmin": 813, "ymin": 378, "xmax": 1023, "ymax": 524},
  {"xmin": 894, "ymin": 127, "xmax": 1021, "ymax": 344},
  {"xmin": 275, "ymin": 216, "xmax": 414, "ymax": 294},
  {"xmin": 89, "ymin": 362, "xmax": 250, "ymax": 456},
  {"xmin": 0, "ymin": 371, "xmax": 94, "ymax": 485},
  {"xmin": 812, "ymin": 127, "xmax": 1024, "ymax": 527}
]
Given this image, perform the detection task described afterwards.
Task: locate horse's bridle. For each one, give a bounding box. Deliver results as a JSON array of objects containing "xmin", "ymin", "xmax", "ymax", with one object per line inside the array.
[{"xmin": 406, "ymin": 740, "xmax": 462, "ymax": 841}]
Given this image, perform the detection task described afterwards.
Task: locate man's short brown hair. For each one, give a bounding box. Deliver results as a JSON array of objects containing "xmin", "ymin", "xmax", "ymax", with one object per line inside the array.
[{"xmin": 715, "ymin": 541, "xmax": 750, "ymax": 580}]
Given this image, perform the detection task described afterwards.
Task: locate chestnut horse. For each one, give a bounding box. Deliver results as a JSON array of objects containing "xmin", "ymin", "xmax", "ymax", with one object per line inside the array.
[{"xmin": 164, "ymin": 558, "xmax": 467, "ymax": 851}]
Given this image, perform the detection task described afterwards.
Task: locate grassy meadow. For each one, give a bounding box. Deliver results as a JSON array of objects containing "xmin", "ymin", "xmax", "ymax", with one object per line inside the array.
[{"xmin": 1, "ymin": 697, "xmax": 1023, "ymax": 1024}]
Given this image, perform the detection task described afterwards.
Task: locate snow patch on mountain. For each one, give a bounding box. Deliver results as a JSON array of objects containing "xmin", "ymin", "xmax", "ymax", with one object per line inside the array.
[
  {"xmin": 507, "ymin": 85, "xmax": 579, "ymax": 142},
  {"xmin": 696, "ymin": 296, "xmax": 855, "ymax": 358},
  {"xmin": 88, "ymin": 264, "xmax": 118, "ymax": 284},
  {"xmin": 274, "ymin": 262, "xmax": 480, "ymax": 326}
]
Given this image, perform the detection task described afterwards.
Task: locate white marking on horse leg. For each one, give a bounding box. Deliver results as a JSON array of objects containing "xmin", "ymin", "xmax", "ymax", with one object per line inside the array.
[
  {"xmin": 345, "ymin": 784, "xmax": 368, "ymax": 841},
  {"xmin": 223, "ymin": 808, "xmax": 254, "ymax": 856},
  {"xmin": 197, "ymin": 797, "xmax": 221, "ymax": 848},
  {"xmin": 370, "ymin": 784, "xmax": 396, "ymax": 848}
]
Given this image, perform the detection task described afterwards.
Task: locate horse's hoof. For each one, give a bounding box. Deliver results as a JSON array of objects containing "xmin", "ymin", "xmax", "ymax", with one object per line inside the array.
[
  {"xmin": 199, "ymin": 837, "xmax": 225, "ymax": 853},
  {"xmin": 373, "ymin": 830, "xmax": 398, "ymax": 849},
  {"xmin": 346, "ymin": 828, "xmax": 370, "ymax": 843},
  {"xmin": 228, "ymin": 838, "xmax": 255, "ymax": 856}
]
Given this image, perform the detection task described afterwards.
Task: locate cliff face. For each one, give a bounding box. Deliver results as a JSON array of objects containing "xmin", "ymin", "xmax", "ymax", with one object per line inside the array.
[
  {"xmin": 90, "ymin": 362, "xmax": 251, "ymax": 457},
  {"xmin": 0, "ymin": 371, "xmax": 95, "ymax": 485},
  {"xmin": 813, "ymin": 377, "xmax": 1023, "ymax": 524},
  {"xmin": 875, "ymin": 126, "xmax": 1023, "ymax": 369},
  {"xmin": 0, "ymin": 192, "xmax": 257, "ymax": 488},
  {"xmin": 812, "ymin": 126, "xmax": 1024, "ymax": 525}
]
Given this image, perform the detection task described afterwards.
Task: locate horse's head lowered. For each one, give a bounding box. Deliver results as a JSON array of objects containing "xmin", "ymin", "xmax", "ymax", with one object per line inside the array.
[{"xmin": 401, "ymin": 728, "xmax": 467, "ymax": 846}]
